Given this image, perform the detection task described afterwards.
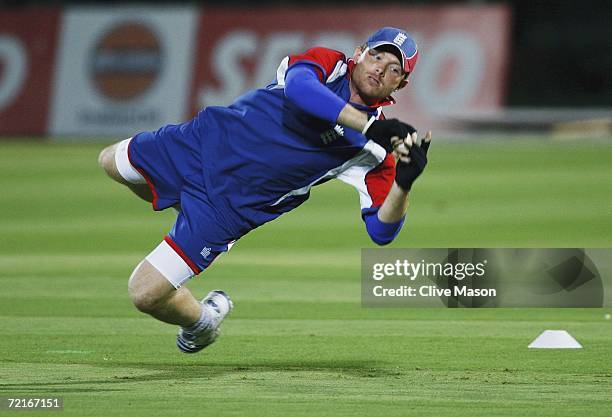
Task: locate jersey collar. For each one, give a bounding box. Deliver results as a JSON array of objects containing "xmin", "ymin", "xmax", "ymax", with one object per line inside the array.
[{"xmin": 347, "ymin": 58, "xmax": 396, "ymax": 109}]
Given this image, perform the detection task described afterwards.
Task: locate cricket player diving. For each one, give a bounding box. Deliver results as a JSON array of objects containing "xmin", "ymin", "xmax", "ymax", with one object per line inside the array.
[{"xmin": 98, "ymin": 27, "xmax": 432, "ymax": 353}]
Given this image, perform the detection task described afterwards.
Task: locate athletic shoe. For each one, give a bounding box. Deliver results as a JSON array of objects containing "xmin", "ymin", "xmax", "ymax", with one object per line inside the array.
[{"xmin": 176, "ymin": 290, "xmax": 233, "ymax": 353}]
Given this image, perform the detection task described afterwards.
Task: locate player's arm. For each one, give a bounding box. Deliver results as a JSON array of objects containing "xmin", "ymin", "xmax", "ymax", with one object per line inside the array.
[
  {"xmin": 284, "ymin": 64, "xmax": 415, "ymax": 151},
  {"xmin": 284, "ymin": 64, "xmax": 363, "ymax": 128},
  {"xmin": 365, "ymin": 131, "xmax": 432, "ymax": 244},
  {"xmin": 378, "ymin": 131, "xmax": 431, "ymax": 222}
]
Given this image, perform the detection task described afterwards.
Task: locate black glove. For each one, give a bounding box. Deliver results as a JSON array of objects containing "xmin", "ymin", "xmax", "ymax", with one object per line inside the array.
[
  {"xmin": 395, "ymin": 138, "xmax": 431, "ymax": 191},
  {"xmin": 363, "ymin": 117, "xmax": 417, "ymax": 153}
]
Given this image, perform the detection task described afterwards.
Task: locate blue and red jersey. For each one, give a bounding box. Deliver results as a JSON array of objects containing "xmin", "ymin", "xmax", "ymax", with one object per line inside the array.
[{"xmin": 195, "ymin": 47, "xmax": 398, "ymax": 234}]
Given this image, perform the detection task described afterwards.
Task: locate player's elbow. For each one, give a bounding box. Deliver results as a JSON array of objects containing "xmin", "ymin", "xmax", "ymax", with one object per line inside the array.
[
  {"xmin": 363, "ymin": 212, "xmax": 405, "ymax": 246},
  {"xmin": 369, "ymin": 234, "xmax": 395, "ymax": 246}
]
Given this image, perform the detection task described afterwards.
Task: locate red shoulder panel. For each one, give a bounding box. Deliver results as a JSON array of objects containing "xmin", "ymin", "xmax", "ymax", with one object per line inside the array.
[{"xmin": 288, "ymin": 47, "xmax": 346, "ymax": 81}]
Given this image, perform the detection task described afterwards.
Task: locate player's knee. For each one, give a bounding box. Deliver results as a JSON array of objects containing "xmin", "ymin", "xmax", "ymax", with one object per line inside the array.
[
  {"xmin": 128, "ymin": 261, "xmax": 174, "ymax": 314},
  {"xmin": 128, "ymin": 283, "xmax": 164, "ymax": 314},
  {"xmin": 98, "ymin": 145, "xmax": 110, "ymax": 168},
  {"xmin": 98, "ymin": 145, "xmax": 115, "ymax": 174},
  {"xmin": 128, "ymin": 275, "xmax": 156, "ymax": 313},
  {"xmin": 130, "ymin": 289, "xmax": 164, "ymax": 314}
]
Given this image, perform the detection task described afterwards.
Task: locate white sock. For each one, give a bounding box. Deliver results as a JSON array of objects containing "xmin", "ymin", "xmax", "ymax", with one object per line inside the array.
[{"xmin": 183, "ymin": 305, "xmax": 211, "ymax": 333}]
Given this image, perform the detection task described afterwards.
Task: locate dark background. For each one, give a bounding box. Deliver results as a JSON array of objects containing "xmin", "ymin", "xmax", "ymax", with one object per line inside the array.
[{"xmin": 2, "ymin": 0, "xmax": 611, "ymax": 107}]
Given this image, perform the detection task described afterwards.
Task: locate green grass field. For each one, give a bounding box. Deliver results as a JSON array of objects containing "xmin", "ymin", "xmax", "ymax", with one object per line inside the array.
[{"xmin": 1, "ymin": 138, "xmax": 611, "ymax": 416}]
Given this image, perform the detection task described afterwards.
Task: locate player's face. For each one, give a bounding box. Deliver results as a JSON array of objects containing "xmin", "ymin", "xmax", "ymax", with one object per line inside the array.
[{"xmin": 351, "ymin": 47, "xmax": 405, "ymax": 102}]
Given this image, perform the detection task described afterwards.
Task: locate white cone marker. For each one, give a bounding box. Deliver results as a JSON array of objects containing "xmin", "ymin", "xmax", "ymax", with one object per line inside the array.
[{"xmin": 528, "ymin": 330, "xmax": 582, "ymax": 349}]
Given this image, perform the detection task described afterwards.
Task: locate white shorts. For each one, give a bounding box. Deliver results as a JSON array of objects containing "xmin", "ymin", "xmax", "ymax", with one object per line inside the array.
[
  {"xmin": 115, "ymin": 138, "xmax": 146, "ymax": 184},
  {"xmin": 145, "ymin": 240, "xmax": 195, "ymax": 289}
]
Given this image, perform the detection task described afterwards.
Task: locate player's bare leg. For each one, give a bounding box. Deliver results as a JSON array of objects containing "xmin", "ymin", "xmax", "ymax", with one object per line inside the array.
[
  {"xmin": 128, "ymin": 258, "xmax": 232, "ymax": 353},
  {"xmin": 128, "ymin": 260, "xmax": 201, "ymax": 326}
]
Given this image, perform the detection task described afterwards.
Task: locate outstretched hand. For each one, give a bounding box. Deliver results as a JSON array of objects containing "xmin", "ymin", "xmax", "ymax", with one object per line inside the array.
[
  {"xmin": 393, "ymin": 131, "xmax": 432, "ymax": 191},
  {"xmin": 363, "ymin": 118, "xmax": 417, "ymax": 152}
]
